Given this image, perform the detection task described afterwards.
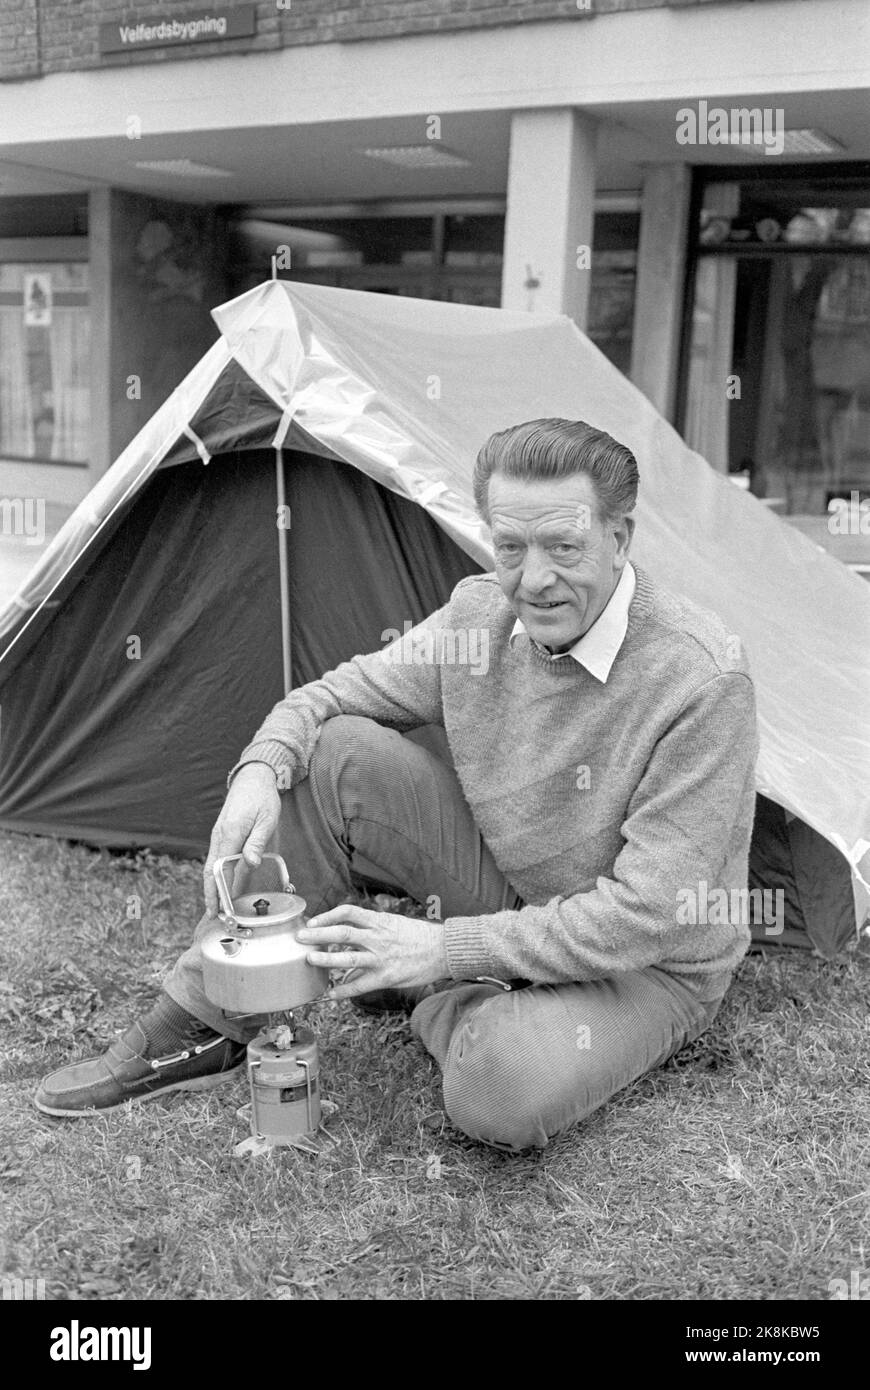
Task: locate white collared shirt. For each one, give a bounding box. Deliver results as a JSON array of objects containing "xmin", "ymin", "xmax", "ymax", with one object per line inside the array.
[{"xmin": 509, "ymin": 561, "xmax": 636, "ymax": 684}]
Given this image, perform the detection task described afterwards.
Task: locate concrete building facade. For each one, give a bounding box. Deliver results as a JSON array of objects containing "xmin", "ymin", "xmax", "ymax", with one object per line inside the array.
[{"xmin": 0, "ymin": 0, "xmax": 868, "ymax": 567}]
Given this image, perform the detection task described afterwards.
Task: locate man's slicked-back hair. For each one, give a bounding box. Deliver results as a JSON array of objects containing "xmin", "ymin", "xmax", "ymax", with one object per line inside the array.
[{"xmin": 473, "ymin": 418, "xmax": 639, "ymax": 524}]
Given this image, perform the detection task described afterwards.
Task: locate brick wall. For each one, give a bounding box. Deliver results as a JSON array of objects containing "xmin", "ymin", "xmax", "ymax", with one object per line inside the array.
[
  {"xmin": 0, "ymin": 0, "xmax": 764, "ymax": 81},
  {"xmin": 0, "ymin": 0, "xmax": 40, "ymax": 80}
]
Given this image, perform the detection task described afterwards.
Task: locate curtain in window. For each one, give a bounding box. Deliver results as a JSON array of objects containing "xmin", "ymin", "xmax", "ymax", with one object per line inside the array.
[
  {"xmin": 49, "ymin": 307, "xmax": 90, "ymax": 462},
  {"xmin": 683, "ymin": 256, "xmax": 737, "ymax": 473},
  {"xmin": 0, "ymin": 307, "xmax": 35, "ymax": 457}
]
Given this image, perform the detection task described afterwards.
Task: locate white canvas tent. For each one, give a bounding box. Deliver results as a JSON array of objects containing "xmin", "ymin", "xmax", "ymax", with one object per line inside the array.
[{"xmin": 1, "ymin": 279, "xmax": 868, "ymax": 946}]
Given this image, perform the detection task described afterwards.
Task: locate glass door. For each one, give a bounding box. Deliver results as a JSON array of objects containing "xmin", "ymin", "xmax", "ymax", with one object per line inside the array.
[{"xmin": 680, "ymin": 173, "xmax": 870, "ymax": 542}]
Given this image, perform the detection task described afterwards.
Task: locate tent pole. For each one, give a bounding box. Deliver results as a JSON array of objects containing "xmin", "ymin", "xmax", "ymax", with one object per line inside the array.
[{"xmin": 276, "ymin": 447, "xmax": 292, "ymax": 695}]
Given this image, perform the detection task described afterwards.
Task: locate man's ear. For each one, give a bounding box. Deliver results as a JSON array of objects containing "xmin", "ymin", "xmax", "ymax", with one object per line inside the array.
[{"xmin": 613, "ymin": 513, "xmax": 635, "ymax": 565}]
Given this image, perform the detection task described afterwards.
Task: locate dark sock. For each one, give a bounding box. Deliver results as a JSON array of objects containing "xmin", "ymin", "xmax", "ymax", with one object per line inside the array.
[{"xmin": 139, "ymin": 993, "xmax": 221, "ymax": 1058}]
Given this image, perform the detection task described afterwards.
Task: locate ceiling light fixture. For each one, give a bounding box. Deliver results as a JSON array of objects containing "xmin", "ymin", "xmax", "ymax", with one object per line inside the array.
[
  {"xmin": 359, "ymin": 144, "xmax": 471, "ymax": 170},
  {"xmin": 133, "ymin": 158, "xmax": 233, "ymax": 178},
  {"xmin": 727, "ymin": 128, "xmax": 846, "ymax": 157},
  {"xmin": 780, "ymin": 129, "xmax": 846, "ymax": 156}
]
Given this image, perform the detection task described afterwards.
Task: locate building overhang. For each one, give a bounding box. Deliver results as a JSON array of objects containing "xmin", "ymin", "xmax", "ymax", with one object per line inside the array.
[{"xmin": 0, "ymin": 1, "xmax": 867, "ymax": 205}]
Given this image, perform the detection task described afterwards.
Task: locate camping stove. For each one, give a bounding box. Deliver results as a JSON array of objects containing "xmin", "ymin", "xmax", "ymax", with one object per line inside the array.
[{"xmin": 201, "ymin": 854, "xmax": 329, "ymax": 1150}]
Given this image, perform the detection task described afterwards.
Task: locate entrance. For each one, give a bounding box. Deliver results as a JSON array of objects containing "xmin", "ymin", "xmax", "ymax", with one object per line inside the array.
[{"xmin": 680, "ymin": 169, "xmax": 870, "ymax": 558}]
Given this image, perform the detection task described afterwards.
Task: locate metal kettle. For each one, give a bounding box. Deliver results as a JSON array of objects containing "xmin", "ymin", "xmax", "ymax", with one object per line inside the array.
[{"xmin": 200, "ymin": 853, "xmax": 328, "ymax": 1014}]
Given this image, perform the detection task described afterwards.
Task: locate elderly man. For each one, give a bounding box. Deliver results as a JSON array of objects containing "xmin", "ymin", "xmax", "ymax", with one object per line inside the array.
[{"xmin": 37, "ymin": 418, "xmax": 758, "ymax": 1151}]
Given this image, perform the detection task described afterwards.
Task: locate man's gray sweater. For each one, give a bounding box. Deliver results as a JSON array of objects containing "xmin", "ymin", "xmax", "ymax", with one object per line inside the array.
[{"xmin": 232, "ymin": 565, "xmax": 759, "ymax": 989}]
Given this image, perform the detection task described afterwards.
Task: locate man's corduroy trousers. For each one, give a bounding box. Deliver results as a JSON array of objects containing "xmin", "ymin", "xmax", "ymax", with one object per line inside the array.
[{"xmin": 165, "ymin": 716, "xmax": 732, "ymax": 1151}]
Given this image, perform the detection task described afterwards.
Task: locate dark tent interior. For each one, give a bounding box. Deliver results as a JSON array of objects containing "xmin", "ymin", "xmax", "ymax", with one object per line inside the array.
[{"xmin": 0, "ymin": 448, "xmax": 481, "ymax": 855}]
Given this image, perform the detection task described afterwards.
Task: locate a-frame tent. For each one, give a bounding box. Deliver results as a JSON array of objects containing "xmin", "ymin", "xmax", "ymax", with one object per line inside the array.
[{"xmin": 1, "ymin": 279, "xmax": 867, "ymax": 955}]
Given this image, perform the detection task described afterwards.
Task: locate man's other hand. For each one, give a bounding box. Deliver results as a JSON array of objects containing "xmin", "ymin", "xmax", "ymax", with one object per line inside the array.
[
  {"xmin": 203, "ymin": 763, "xmax": 282, "ymax": 917},
  {"xmin": 296, "ymin": 905, "xmax": 449, "ymax": 999}
]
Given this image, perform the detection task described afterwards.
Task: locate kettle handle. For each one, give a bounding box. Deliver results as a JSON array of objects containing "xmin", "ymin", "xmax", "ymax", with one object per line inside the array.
[{"xmin": 212, "ymin": 853, "xmax": 295, "ymax": 920}]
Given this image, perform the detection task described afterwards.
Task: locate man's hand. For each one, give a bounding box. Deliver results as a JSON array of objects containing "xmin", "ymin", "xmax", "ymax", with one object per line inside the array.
[
  {"xmin": 297, "ymin": 905, "xmax": 449, "ymax": 1000},
  {"xmin": 203, "ymin": 763, "xmax": 282, "ymax": 917}
]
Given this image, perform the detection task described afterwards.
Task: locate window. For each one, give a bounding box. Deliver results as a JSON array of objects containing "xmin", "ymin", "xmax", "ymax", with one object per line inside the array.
[
  {"xmin": 0, "ymin": 262, "xmax": 90, "ymax": 464},
  {"xmin": 232, "ymin": 203, "xmax": 639, "ymax": 371},
  {"xmin": 681, "ymin": 172, "xmax": 870, "ymax": 517}
]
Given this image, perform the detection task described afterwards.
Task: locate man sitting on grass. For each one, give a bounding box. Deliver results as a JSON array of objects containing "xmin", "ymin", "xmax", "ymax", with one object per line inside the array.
[{"xmin": 36, "ymin": 418, "xmax": 758, "ymax": 1151}]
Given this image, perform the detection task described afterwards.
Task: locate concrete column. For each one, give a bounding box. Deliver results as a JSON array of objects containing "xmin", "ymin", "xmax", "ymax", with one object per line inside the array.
[
  {"xmin": 88, "ymin": 190, "xmax": 113, "ymax": 488},
  {"xmin": 629, "ymin": 164, "xmax": 692, "ymax": 421},
  {"xmin": 501, "ymin": 108, "xmax": 597, "ymax": 330}
]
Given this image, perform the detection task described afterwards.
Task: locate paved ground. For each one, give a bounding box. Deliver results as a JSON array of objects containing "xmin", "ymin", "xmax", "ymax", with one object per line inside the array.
[{"xmin": 0, "ymin": 501, "xmax": 75, "ymax": 611}]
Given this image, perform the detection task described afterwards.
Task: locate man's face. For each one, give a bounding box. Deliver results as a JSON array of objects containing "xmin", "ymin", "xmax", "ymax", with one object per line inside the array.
[{"xmin": 487, "ymin": 472, "xmax": 634, "ymax": 653}]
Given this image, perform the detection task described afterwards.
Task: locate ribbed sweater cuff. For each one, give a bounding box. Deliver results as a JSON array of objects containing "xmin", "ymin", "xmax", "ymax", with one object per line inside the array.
[
  {"xmin": 443, "ymin": 916, "xmax": 498, "ymax": 979},
  {"xmin": 226, "ymin": 740, "xmax": 296, "ymax": 790}
]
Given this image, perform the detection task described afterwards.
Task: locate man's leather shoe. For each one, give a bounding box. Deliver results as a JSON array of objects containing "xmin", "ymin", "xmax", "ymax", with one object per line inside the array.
[{"xmin": 34, "ymin": 995, "xmax": 245, "ymax": 1117}]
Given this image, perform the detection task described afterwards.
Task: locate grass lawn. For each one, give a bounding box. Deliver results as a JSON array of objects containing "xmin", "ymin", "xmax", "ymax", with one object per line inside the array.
[{"xmin": 1, "ymin": 828, "xmax": 868, "ymax": 1302}]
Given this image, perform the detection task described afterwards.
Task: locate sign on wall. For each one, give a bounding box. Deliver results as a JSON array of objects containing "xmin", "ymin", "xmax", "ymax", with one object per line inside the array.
[
  {"xmin": 23, "ymin": 272, "xmax": 52, "ymax": 327},
  {"xmin": 99, "ymin": 6, "xmax": 257, "ymax": 54}
]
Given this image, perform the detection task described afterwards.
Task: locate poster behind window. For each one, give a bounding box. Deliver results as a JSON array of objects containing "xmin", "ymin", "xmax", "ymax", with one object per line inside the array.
[{"xmin": 23, "ymin": 273, "xmax": 53, "ymax": 327}]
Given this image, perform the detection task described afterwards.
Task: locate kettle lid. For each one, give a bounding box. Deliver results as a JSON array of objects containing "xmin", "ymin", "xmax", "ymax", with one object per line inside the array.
[{"xmin": 225, "ymin": 890, "xmax": 306, "ymax": 927}]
